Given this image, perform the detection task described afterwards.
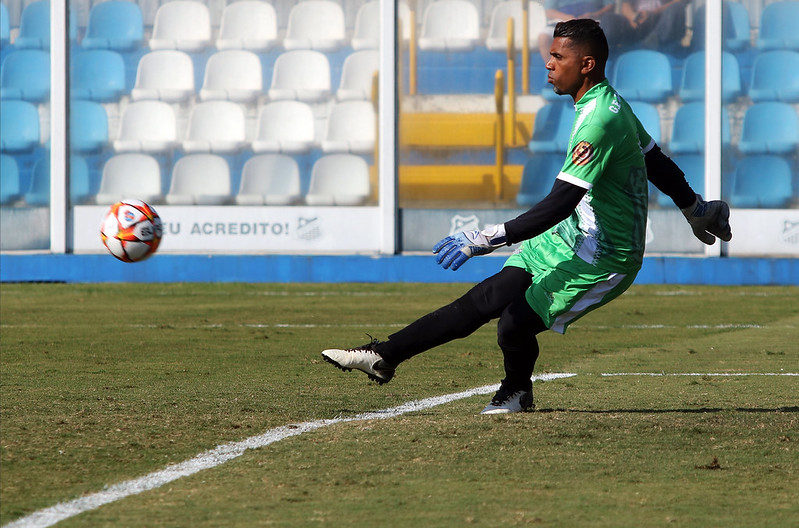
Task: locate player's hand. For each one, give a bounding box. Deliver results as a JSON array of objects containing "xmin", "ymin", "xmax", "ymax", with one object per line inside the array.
[
  {"xmin": 433, "ymin": 224, "xmax": 508, "ymax": 271},
  {"xmin": 681, "ymin": 194, "xmax": 732, "ymax": 245}
]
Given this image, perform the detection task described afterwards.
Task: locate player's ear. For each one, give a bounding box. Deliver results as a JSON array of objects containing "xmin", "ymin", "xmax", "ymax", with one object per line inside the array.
[{"xmin": 581, "ymin": 55, "xmax": 596, "ymax": 75}]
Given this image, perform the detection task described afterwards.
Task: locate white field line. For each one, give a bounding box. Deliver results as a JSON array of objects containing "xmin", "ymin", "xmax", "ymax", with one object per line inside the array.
[
  {"xmin": 601, "ymin": 372, "xmax": 798, "ymax": 377},
  {"xmin": 2, "ymin": 323, "xmax": 794, "ymax": 330},
  {"xmin": 3, "ymin": 373, "xmax": 576, "ymax": 528}
]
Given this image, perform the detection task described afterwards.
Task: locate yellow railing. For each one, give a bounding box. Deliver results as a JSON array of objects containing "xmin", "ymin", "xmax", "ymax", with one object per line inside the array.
[{"xmin": 494, "ymin": 69, "xmax": 505, "ymax": 201}]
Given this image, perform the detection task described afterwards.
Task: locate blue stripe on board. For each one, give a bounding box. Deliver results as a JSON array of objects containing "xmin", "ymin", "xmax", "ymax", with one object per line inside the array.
[{"xmin": 1, "ymin": 254, "xmax": 797, "ymax": 285}]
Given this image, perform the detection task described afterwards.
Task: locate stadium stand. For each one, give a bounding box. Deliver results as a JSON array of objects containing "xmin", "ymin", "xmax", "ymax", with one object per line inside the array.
[
  {"xmin": 166, "ymin": 153, "xmax": 233, "ymax": 205},
  {"xmin": 305, "ymin": 154, "xmax": 371, "ymax": 205},
  {"xmin": 0, "ymin": 48, "xmax": 49, "ymax": 103},
  {"xmin": 0, "ymin": 100, "xmax": 40, "ymax": 153},
  {"xmin": 737, "ymin": 102, "xmax": 799, "ymax": 155},
  {"xmin": 629, "ymin": 101, "xmax": 661, "ymax": 145},
  {"xmin": 182, "ymin": 101, "xmax": 247, "ymax": 154},
  {"xmin": 517, "ymin": 154, "xmax": 561, "ymax": 207},
  {"xmin": 236, "ymin": 154, "xmax": 303, "ymax": 206},
  {"xmin": 130, "ymin": 50, "xmax": 195, "ymax": 103},
  {"xmin": 95, "ymin": 153, "xmax": 162, "ymax": 205},
  {"xmin": 25, "ymin": 153, "xmax": 92, "ymax": 206},
  {"xmin": 284, "ymin": 0, "xmax": 347, "ymax": 52},
  {"xmin": 71, "ymin": 49, "xmax": 126, "ymax": 102},
  {"xmin": 678, "ymin": 50, "xmax": 743, "ymax": 103},
  {"xmin": 730, "ymin": 155, "xmax": 793, "ymax": 208},
  {"xmin": 199, "ymin": 49, "xmax": 262, "ymax": 103},
  {"xmin": 669, "ymin": 102, "xmax": 731, "ymax": 155},
  {"xmin": 14, "ymin": 0, "xmax": 50, "ymax": 48},
  {"xmin": 747, "ymin": 50, "xmax": 799, "ymax": 103},
  {"xmin": 0, "ymin": 1, "xmax": 10, "ymax": 47},
  {"xmin": 485, "ymin": 0, "xmax": 547, "ymax": 52},
  {"xmin": 268, "ymin": 50, "xmax": 332, "ymax": 102},
  {"xmin": 252, "ymin": 100, "xmax": 317, "ymax": 154},
  {"xmin": 322, "ymin": 100, "xmax": 377, "ymax": 154},
  {"xmin": 337, "ymin": 50, "xmax": 379, "ymax": 101},
  {"xmin": 149, "ymin": 1, "xmax": 212, "ymax": 53},
  {"xmin": 418, "ymin": 0, "xmax": 481, "ymax": 51},
  {"xmin": 70, "ymin": 100, "xmax": 108, "ymax": 154},
  {"xmin": 528, "ymin": 101, "xmax": 574, "ymax": 154},
  {"xmin": 351, "ymin": 1, "xmax": 411, "ymax": 50},
  {"xmin": 0, "ymin": 153, "xmax": 21, "ymax": 204},
  {"xmin": 216, "ymin": 0, "xmax": 279, "ymax": 52},
  {"xmin": 113, "ymin": 100, "xmax": 178, "ymax": 153},
  {"xmin": 612, "ymin": 49, "xmax": 673, "ymax": 103}
]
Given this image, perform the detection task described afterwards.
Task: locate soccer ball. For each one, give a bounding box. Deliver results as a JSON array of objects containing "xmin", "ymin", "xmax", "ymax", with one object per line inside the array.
[{"xmin": 100, "ymin": 200, "xmax": 163, "ymax": 263}]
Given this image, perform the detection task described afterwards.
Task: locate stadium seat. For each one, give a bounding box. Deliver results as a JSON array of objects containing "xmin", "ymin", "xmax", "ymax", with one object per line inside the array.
[
  {"xmin": 25, "ymin": 153, "xmax": 92, "ymax": 205},
  {"xmin": 418, "ymin": 0, "xmax": 481, "ymax": 51},
  {"xmin": 305, "ymin": 154, "xmax": 371, "ymax": 205},
  {"xmin": 691, "ymin": 1, "xmax": 750, "ymax": 52},
  {"xmin": 612, "ymin": 49, "xmax": 673, "ymax": 103},
  {"xmin": 669, "ymin": 102, "xmax": 731, "ymax": 155},
  {"xmin": 629, "ymin": 101, "xmax": 661, "ymax": 145},
  {"xmin": 70, "ymin": 100, "xmax": 109, "ymax": 154},
  {"xmin": 149, "ymin": 1, "xmax": 212, "ymax": 53},
  {"xmin": 756, "ymin": 0, "xmax": 799, "ymax": 51},
  {"xmin": 113, "ymin": 100, "xmax": 178, "ymax": 153},
  {"xmin": 738, "ymin": 102, "xmax": 799, "ymax": 155},
  {"xmin": 658, "ymin": 154, "xmax": 704, "ymax": 207},
  {"xmin": 182, "ymin": 101, "xmax": 247, "ymax": 154},
  {"xmin": 1, "ymin": 2, "xmax": 10, "ymax": 47},
  {"xmin": 517, "ymin": 154, "xmax": 561, "ymax": 206},
  {"xmin": 130, "ymin": 50, "xmax": 195, "ymax": 103},
  {"xmin": 268, "ymin": 50, "xmax": 332, "ymax": 102},
  {"xmin": 71, "ymin": 49, "xmax": 126, "ymax": 102},
  {"xmin": 731, "ymin": 155, "xmax": 793, "ymax": 208},
  {"xmin": 747, "ymin": 50, "xmax": 799, "ymax": 103},
  {"xmin": 81, "ymin": 0, "xmax": 144, "ymax": 52},
  {"xmin": 322, "ymin": 100, "xmax": 376, "ymax": 154},
  {"xmin": 0, "ymin": 154, "xmax": 21, "ymax": 204},
  {"xmin": 337, "ymin": 50, "xmax": 380, "ymax": 101},
  {"xmin": 0, "ymin": 100, "xmax": 40, "ymax": 153},
  {"xmin": 199, "ymin": 50, "xmax": 262, "ymax": 103},
  {"xmin": 14, "ymin": 0, "xmax": 50, "ymax": 48},
  {"xmin": 95, "ymin": 153, "xmax": 162, "ymax": 205},
  {"xmin": 166, "ymin": 154, "xmax": 232, "ymax": 205},
  {"xmin": 236, "ymin": 154, "xmax": 302, "ymax": 205},
  {"xmin": 252, "ymin": 100, "xmax": 316, "ymax": 154},
  {"xmin": 486, "ymin": 0, "xmax": 548, "ymax": 51},
  {"xmin": 216, "ymin": 0, "xmax": 278, "ymax": 52},
  {"xmin": 678, "ymin": 51, "xmax": 742, "ymax": 103},
  {"xmin": 528, "ymin": 102, "xmax": 574, "ymax": 154},
  {"xmin": 0, "ymin": 49, "xmax": 50, "ymax": 103},
  {"xmin": 351, "ymin": 1, "xmax": 411, "ymax": 50},
  {"xmin": 283, "ymin": 0, "xmax": 346, "ymax": 52}
]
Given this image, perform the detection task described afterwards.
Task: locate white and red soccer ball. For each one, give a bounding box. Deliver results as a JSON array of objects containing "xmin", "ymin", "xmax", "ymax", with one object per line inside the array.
[{"xmin": 100, "ymin": 199, "xmax": 163, "ymax": 262}]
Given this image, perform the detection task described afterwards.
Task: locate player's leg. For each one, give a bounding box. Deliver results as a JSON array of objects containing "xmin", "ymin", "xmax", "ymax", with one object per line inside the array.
[{"xmin": 321, "ymin": 266, "xmax": 533, "ymax": 383}]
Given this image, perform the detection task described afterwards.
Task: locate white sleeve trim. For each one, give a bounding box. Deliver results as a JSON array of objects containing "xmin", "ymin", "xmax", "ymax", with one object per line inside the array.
[
  {"xmin": 641, "ymin": 137, "xmax": 656, "ymax": 154},
  {"xmin": 557, "ymin": 172, "xmax": 593, "ymax": 190}
]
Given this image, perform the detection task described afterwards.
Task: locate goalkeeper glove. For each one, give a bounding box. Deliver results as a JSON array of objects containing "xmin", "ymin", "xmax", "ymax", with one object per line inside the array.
[
  {"xmin": 433, "ymin": 224, "xmax": 508, "ymax": 271},
  {"xmin": 681, "ymin": 194, "xmax": 732, "ymax": 245}
]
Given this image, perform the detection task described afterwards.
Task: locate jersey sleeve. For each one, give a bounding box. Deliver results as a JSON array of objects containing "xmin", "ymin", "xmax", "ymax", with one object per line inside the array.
[
  {"xmin": 634, "ymin": 114, "xmax": 655, "ymax": 154},
  {"xmin": 557, "ymin": 123, "xmax": 610, "ymax": 190}
]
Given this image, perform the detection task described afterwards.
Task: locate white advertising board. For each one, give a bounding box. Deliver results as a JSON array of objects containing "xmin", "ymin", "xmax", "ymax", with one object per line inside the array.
[
  {"xmin": 726, "ymin": 209, "xmax": 799, "ymax": 256},
  {"xmin": 73, "ymin": 206, "xmax": 382, "ymax": 253}
]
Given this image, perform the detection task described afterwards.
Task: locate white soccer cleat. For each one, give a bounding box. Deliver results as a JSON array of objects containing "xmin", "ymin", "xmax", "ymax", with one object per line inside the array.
[
  {"xmin": 480, "ymin": 386, "xmax": 534, "ymax": 414},
  {"xmin": 321, "ymin": 339, "xmax": 395, "ymax": 384}
]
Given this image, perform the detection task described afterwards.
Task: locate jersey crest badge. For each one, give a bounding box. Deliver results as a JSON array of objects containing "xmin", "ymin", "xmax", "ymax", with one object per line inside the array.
[{"xmin": 572, "ymin": 141, "xmax": 594, "ymax": 166}]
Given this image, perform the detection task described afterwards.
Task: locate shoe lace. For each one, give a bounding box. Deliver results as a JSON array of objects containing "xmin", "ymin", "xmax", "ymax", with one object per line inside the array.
[{"xmin": 354, "ymin": 334, "xmax": 382, "ymax": 351}]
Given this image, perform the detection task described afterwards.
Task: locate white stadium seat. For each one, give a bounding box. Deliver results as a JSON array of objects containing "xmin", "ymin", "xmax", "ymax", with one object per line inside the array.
[
  {"xmin": 305, "ymin": 154, "xmax": 371, "ymax": 206},
  {"xmin": 252, "ymin": 100, "xmax": 317, "ymax": 154},
  {"xmin": 236, "ymin": 154, "xmax": 302, "ymax": 206},
  {"xmin": 182, "ymin": 101, "xmax": 247, "ymax": 154},
  {"xmin": 166, "ymin": 154, "xmax": 232, "ymax": 205}
]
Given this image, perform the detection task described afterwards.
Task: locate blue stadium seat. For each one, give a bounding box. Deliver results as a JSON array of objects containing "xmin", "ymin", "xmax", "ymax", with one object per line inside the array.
[
  {"xmin": 70, "ymin": 100, "xmax": 108, "ymax": 154},
  {"xmin": 0, "ymin": 49, "xmax": 50, "ymax": 103},
  {"xmin": 731, "ymin": 155, "xmax": 793, "ymax": 208},
  {"xmin": 517, "ymin": 154, "xmax": 561, "ymax": 206},
  {"xmin": 25, "ymin": 153, "xmax": 92, "ymax": 206},
  {"xmin": 0, "ymin": 153, "xmax": 22, "ymax": 204},
  {"xmin": 0, "ymin": 2, "xmax": 10, "ymax": 47},
  {"xmin": 528, "ymin": 102, "xmax": 574, "ymax": 154},
  {"xmin": 757, "ymin": 0, "xmax": 799, "ymax": 51},
  {"xmin": 81, "ymin": 0, "xmax": 144, "ymax": 52},
  {"xmin": 0, "ymin": 100, "xmax": 40, "ymax": 153},
  {"xmin": 738, "ymin": 102, "xmax": 799, "ymax": 155},
  {"xmin": 678, "ymin": 51, "xmax": 742, "ymax": 103},
  {"xmin": 659, "ymin": 154, "xmax": 704, "ymax": 207},
  {"xmin": 14, "ymin": 0, "xmax": 77, "ymax": 49},
  {"xmin": 669, "ymin": 103, "xmax": 731, "ymax": 155},
  {"xmin": 691, "ymin": 1, "xmax": 750, "ymax": 51},
  {"xmin": 71, "ymin": 50, "xmax": 126, "ymax": 102},
  {"xmin": 629, "ymin": 101, "xmax": 661, "ymax": 145},
  {"xmin": 612, "ymin": 50, "xmax": 673, "ymax": 103},
  {"xmin": 747, "ymin": 50, "xmax": 799, "ymax": 103}
]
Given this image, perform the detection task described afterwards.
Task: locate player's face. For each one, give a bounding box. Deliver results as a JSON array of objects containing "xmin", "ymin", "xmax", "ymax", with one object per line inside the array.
[{"xmin": 546, "ymin": 36, "xmax": 589, "ymax": 99}]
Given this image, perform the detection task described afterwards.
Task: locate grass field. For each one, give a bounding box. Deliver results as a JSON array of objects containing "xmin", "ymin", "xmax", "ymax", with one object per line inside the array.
[{"xmin": 1, "ymin": 283, "xmax": 797, "ymax": 527}]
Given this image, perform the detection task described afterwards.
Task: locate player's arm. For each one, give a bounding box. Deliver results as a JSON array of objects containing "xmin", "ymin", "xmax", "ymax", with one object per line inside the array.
[
  {"xmin": 433, "ymin": 180, "xmax": 586, "ymax": 270},
  {"xmin": 635, "ymin": 112, "xmax": 732, "ymax": 244}
]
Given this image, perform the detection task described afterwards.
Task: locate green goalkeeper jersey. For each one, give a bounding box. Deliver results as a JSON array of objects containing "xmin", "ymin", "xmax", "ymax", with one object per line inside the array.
[{"xmin": 550, "ymin": 79, "xmax": 652, "ymax": 273}]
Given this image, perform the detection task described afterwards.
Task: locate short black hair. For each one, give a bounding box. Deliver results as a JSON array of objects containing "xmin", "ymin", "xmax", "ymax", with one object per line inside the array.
[{"xmin": 553, "ymin": 19, "xmax": 609, "ymax": 70}]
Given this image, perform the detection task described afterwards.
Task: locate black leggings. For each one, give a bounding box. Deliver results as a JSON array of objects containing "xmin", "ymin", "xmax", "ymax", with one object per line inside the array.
[{"xmin": 376, "ymin": 266, "xmax": 548, "ymax": 390}]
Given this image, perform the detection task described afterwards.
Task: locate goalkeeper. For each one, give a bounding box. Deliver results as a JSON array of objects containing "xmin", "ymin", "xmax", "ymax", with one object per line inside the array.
[{"xmin": 322, "ymin": 19, "xmax": 731, "ymax": 414}]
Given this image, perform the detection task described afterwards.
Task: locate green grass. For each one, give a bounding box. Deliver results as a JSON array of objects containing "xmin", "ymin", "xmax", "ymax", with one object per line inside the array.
[{"xmin": 1, "ymin": 283, "xmax": 797, "ymax": 527}]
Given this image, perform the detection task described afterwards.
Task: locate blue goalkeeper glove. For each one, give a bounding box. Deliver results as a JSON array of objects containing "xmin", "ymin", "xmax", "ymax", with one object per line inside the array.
[
  {"xmin": 680, "ymin": 194, "xmax": 732, "ymax": 245},
  {"xmin": 433, "ymin": 224, "xmax": 508, "ymax": 271}
]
